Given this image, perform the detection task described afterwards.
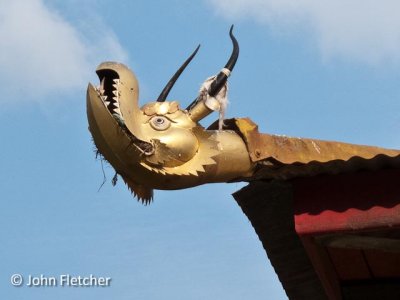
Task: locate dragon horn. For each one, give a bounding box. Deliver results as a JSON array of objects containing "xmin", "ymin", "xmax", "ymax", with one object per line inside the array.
[
  {"xmin": 157, "ymin": 44, "xmax": 201, "ymax": 102},
  {"xmin": 188, "ymin": 25, "xmax": 239, "ymax": 122}
]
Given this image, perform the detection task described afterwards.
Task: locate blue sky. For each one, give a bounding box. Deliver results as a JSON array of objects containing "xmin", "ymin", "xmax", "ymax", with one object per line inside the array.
[{"xmin": 1, "ymin": 1, "xmax": 400, "ymax": 299}]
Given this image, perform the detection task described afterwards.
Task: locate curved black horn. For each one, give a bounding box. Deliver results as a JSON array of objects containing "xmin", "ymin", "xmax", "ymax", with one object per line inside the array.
[
  {"xmin": 186, "ymin": 25, "xmax": 239, "ymax": 111},
  {"xmin": 157, "ymin": 44, "xmax": 200, "ymax": 102},
  {"xmin": 208, "ymin": 25, "xmax": 239, "ymax": 97}
]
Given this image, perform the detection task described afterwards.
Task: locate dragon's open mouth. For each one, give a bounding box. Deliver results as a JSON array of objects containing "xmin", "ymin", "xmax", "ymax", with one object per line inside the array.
[
  {"xmin": 95, "ymin": 69, "xmax": 123, "ymax": 122},
  {"xmin": 91, "ymin": 67, "xmax": 154, "ymax": 155}
]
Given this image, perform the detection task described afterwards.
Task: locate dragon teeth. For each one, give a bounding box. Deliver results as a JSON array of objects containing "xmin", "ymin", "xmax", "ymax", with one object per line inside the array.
[
  {"xmin": 95, "ymin": 86, "xmax": 104, "ymax": 95},
  {"xmin": 113, "ymin": 99, "xmax": 120, "ymax": 107},
  {"xmin": 112, "ymin": 84, "xmax": 118, "ymax": 89},
  {"xmin": 112, "ymin": 90, "xmax": 118, "ymax": 96},
  {"xmin": 113, "ymin": 107, "xmax": 122, "ymax": 115},
  {"xmin": 113, "ymin": 79, "xmax": 120, "ymax": 83},
  {"xmin": 104, "ymin": 100, "xmax": 110, "ymax": 106}
]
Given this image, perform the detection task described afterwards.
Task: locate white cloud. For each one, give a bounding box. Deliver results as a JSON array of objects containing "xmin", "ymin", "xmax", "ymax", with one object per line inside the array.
[
  {"xmin": 0, "ymin": 0, "xmax": 127, "ymax": 103},
  {"xmin": 208, "ymin": 0, "xmax": 400, "ymax": 65}
]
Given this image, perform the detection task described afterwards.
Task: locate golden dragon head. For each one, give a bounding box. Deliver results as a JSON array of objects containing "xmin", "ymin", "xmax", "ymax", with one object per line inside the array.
[
  {"xmin": 87, "ymin": 26, "xmax": 400, "ymax": 205},
  {"xmin": 87, "ymin": 27, "xmax": 254, "ymax": 204}
]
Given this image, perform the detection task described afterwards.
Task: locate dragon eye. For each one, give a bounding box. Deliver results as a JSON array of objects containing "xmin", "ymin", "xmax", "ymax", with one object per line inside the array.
[{"xmin": 150, "ymin": 116, "xmax": 171, "ymax": 130}]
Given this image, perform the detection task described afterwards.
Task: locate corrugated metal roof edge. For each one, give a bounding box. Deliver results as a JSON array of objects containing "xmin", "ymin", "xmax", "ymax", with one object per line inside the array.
[
  {"xmin": 216, "ymin": 118, "xmax": 400, "ymax": 181},
  {"xmin": 252, "ymin": 153, "xmax": 400, "ymax": 181}
]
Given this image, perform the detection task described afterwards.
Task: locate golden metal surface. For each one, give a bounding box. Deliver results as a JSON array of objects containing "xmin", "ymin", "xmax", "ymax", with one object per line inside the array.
[
  {"xmin": 188, "ymin": 101, "xmax": 213, "ymax": 123},
  {"xmin": 87, "ymin": 62, "xmax": 253, "ymax": 203},
  {"xmin": 87, "ymin": 63, "xmax": 400, "ymax": 203},
  {"xmin": 232, "ymin": 118, "xmax": 400, "ymax": 180},
  {"xmin": 234, "ymin": 118, "xmax": 400, "ymax": 164}
]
